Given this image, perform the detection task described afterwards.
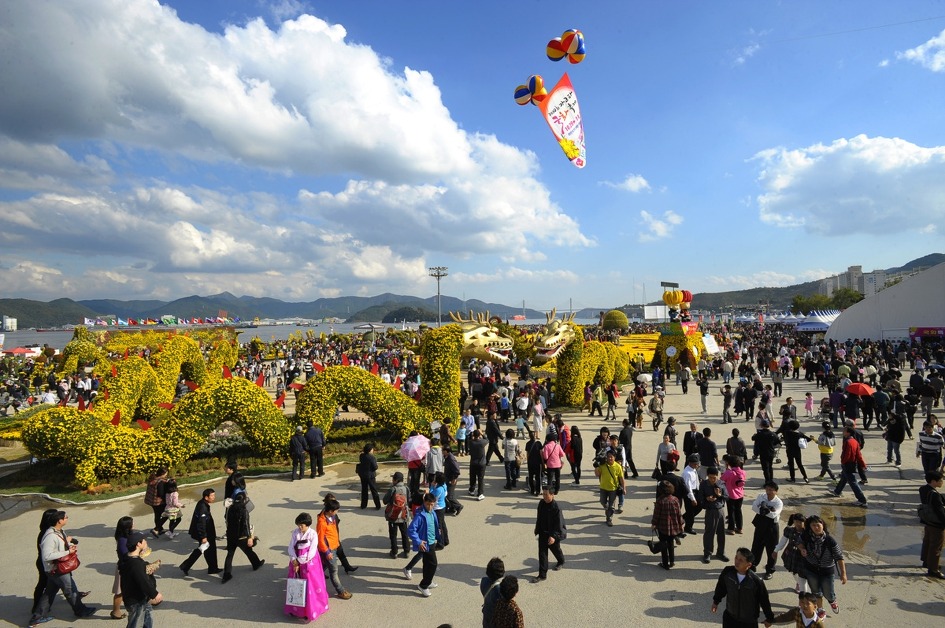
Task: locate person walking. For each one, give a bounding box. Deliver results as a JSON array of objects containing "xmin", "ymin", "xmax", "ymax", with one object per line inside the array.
[
  {"xmin": 828, "ymin": 426, "xmax": 868, "ymax": 507},
  {"xmin": 467, "ymin": 430, "xmax": 487, "ymax": 500},
  {"xmin": 814, "ymin": 423, "xmax": 838, "ymax": 482},
  {"xmin": 782, "ymin": 420, "xmax": 813, "ymax": 484},
  {"xmin": 650, "ymin": 480, "xmax": 684, "ymax": 570},
  {"xmin": 316, "ymin": 497, "xmax": 353, "ymax": 600},
  {"xmin": 383, "ymin": 472, "xmax": 411, "ymax": 558},
  {"xmin": 531, "ymin": 487, "xmax": 566, "ymax": 583},
  {"xmin": 752, "ymin": 421, "xmax": 780, "ymax": 483},
  {"xmin": 118, "ymin": 532, "xmax": 163, "ymax": 627},
  {"xmin": 797, "ymin": 515, "xmax": 847, "ymax": 615},
  {"xmin": 109, "ymin": 516, "xmax": 133, "ymax": 621},
  {"xmin": 749, "ymin": 481, "xmax": 783, "ymax": 580},
  {"xmin": 284, "ymin": 512, "xmax": 330, "ymax": 622},
  {"xmin": 701, "ymin": 467, "xmax": 729, "ymax": 564},
  {"xmin": 485, "ymin": 413, "xmax": 505, "ymax": 465},
  {"xmin": 502, "ymin": 429, "xmax": 521, "ymax": 490},
  {"xmin": 406, "ymin": 493, "xmax": 443, "ymax": 597},
  {"xmin": 566, "ymin": 425, "xmax": 584, "ymax": 485},
  {"xmin": 222, "ymin": 492, "xmax": 265, "ymax": 583},
  {"xmin": 595, "ymin": 450, "xmax": 625, "ymax": 527},
  {"xmin": 180, "ymin": 488, "xmax": 221, "ymax": 577},
  {"xmin": 144, "ymin": 467, "xmax": 168, "ymax": 538},
  {"xmin": 29, "ymin": 510, "xmax": 97, "ymax": 626},
  {"xmin": 918, "ymin": 421, "xmax": 945, "ymax": 473},
  {"xmin": 618, "ymin": 419, "xmax": 638, "ymax": 479},
  {"xmin": 358, "ymin": 443, "xmax": 381, "ymax": 510},
  {"xmin": 27, "ymin": 509, "xmax": 60, "ymax": 627},
  {"xmin": 710, "ymin": 548, "xmax": 775, "ymax": 627},
  {"xmin": 541, "ymin": 433, "xmax": 566, "ymax": 495}
]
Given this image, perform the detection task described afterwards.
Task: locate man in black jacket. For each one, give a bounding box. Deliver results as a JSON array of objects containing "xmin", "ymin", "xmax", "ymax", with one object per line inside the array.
[
  {"xmin": 485, "ymin": 413, "xmax": 504, "ymax": 465},
  {"xmin": 683, "ymin": 423, "xmax": 703, "ymax": 460},
  {"xmin": 920, "ymin": 470, "xmax": 945, "ymax": 578},
  {"xmin": 180, "ymin": 488, "xmax": 220, "ymax": 576},
  {"xmin": 618, "ymin": 419, "xmax": 638, "ymax": 479},
  {"xmin": 305, "ymin": 421, "xmax": 326, "ymax": 477},
  {"xmin": 289, "ymin": 426, "xmax": 308, "ymax": 481},
  {"xmin": 120, "ymin": 532, "xmax": 163, "ymax": 626},
  {"xmin": 531, "ymin": 487, "xmax": 566, "ymax": 583},
  {"xmin": 711, "ymin": 548, "xmax": 774, "ymax": 627},
  {"xmin": 751, "ymin": 422, "xmax": 780, "ymax": 483}
]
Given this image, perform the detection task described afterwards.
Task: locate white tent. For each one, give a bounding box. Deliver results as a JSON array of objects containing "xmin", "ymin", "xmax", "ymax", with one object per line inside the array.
[
  {"xmin": 826, "ymin": 262, "xmax": 945, "ymax": 342},
  {"xmin": 796, "ymin": 310, "xmax": 839, "ymax": 333}
]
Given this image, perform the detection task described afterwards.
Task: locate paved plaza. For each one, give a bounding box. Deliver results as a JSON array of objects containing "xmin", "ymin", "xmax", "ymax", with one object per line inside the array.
[{"xmin": 1, "ymin": 372, "xmax": 943, "ymax": 627}]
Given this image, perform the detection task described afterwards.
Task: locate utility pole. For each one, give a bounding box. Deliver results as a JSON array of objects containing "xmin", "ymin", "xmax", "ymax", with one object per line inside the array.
[{"xmin": 428, "ymin": 266, "xmax": 448, "ymax": 327}]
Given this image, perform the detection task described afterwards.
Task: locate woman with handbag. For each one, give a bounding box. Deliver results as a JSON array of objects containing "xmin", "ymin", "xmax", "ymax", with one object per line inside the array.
[
  {"xmin": 28, "ymin": 509, "xmax": 59, "ymax": 626},
  {"xmin": 29, "ymin": 510, "xmax": 96, "ymax": 626},
  {"xmin": 797, "ymin": 515, "xmax": 847, "ymax": 614},
  {"xmin": 649, "ymin": 480, "xmax": 684, "ymax": 570},
  {"xmin": 284, "ymin": 512, "xmax": 330, "ymax": 621}
]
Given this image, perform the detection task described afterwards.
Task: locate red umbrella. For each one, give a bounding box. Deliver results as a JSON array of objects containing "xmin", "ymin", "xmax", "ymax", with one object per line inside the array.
[{"xmin": 845, "ymin": 382, "xmax": 874, "ymax": 396}]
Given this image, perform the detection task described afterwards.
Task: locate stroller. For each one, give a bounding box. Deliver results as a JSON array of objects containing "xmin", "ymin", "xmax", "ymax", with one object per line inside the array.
[{"xmin": 818, "ymin": 397, "xmax": 831, "ymax": 421}]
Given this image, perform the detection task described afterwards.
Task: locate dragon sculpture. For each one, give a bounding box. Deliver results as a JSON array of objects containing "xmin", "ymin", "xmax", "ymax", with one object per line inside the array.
[
  {"xmin": 451, "ymin": 310, "xmax": 514, "ymax": 362},
  {"xmin": 532, "ymin": 308, "xmax": 577, "ymax": 364},
  {"xmin": 532, "ymin": 311, "xmax": 631, "ymax": 407}
]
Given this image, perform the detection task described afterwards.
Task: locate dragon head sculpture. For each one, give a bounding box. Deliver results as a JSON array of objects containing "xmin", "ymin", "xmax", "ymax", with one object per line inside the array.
[
  {"xmin": 449, "ymin": 310, "xmax": 513, "ymax": 363},
  {"xmin": 532, "ymin": 308, "xmax": 577, "ymax": 363}
]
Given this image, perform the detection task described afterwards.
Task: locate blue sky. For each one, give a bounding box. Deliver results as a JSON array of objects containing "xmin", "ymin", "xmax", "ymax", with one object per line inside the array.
[{"xmin": 1, "ymin": 0, "xmax": 944, "ymax": 312}]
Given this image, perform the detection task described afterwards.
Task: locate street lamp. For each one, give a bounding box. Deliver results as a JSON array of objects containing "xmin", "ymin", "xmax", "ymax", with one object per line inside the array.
[{"xmin": 428, "ymin": 266, "xmax": 448, "ymax": 327}]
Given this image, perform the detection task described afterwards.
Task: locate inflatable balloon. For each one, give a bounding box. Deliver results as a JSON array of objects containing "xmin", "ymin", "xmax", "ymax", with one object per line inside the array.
[
  {"xmin": 547, "ymin": 29, "xmax": 586, "ymax": 64},
  {"xmin": 681, "ymin": 290, "xmax": 692, "ymax": 303},
  {"xmin": 528, "ymin": 74, "xmax": 547, "ymax": 104},
  {"xmin": 662, "ymin": 290, "xmax": 684, "ymax": 307},
  {"xmin": 514, "ymin": 84, "xmax": 533, "ymax": 106}
]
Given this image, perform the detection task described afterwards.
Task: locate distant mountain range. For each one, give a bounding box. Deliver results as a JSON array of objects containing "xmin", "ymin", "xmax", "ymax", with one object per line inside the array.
[{"xmin": 2, "ymin": 254, "xmax": 941, "ymax": 328}]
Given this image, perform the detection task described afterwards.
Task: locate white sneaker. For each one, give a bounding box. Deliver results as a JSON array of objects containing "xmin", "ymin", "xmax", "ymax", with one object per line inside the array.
[
  {"xmin": 418, "ymin": 586, "xmax": 431, "ymax": 597},
  {"xmin": 427, "ymin": 582, "xmax": 438, "ymax": 588},
  {"xmin": 477, "ymin": 494, "xmax": 484, "ymax": 501},
  {"xmin": 403, "ymin": 568, "xmax": 412, "ymax": 580},
  {"xmin": 165, "ymin": 531, "xmax": 175, "ymax": 539}
]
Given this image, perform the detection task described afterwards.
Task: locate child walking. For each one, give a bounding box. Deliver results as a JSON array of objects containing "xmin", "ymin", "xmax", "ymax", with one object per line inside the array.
[{"xmin": 804, "ymin": 392, "xmax": 815, "ymax": 418}]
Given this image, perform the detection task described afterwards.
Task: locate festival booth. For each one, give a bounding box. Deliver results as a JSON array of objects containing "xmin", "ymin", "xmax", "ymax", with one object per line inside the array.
[{"xmin": 795, "ymin": 310, "xmax": 839, "ymax": 333}]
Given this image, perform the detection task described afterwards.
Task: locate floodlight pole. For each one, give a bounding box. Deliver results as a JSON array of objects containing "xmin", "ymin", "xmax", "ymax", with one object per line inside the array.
[{"xmin": 429, "ymin": 266, "xmax": 448, "ymax": 327}]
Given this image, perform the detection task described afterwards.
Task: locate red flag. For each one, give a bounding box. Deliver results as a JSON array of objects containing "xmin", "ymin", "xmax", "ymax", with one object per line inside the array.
[
  {"xmin": 274, "ymin": 393, "xmax": 286, "ymax": 408},
  {"xmin": 222, "ymin": 366, "xmax": 232, "ymax": 379},
  {"xmin": 393, "ymin": 376, "xmax": 401, "ymax": 390},
  {"xmin": 341, "ymin": 354, "xmax": 349, "ymax": 366},
  {"xmin": 392, "ymin": 357, "xmax": 400, "ymax": 368},
  {"xmin": 111, "ymin": 364, "xmax": 118, "ymax": 377},
  {"xmin": 255, "ymin": 373, "xmax": 265, "ymax": 387},
  {"xmin": 58, "ymin": 397, "xmax": 67, "ymax": 407},
  {"xmin": 123, "ymin": 348, "xmax": 129, "ymax": 359},
  {"xmin": 77, "ymin": 396, "xmax": 85, "ymax": 411},
  {"xmin": 111, "ymin": 410, "xmax": 121, "ymax": 426},
  {"xmin": 312, "ymin": 362, "xmax": 324, "ymax": 373},
  {"xmin": 103, "ymin": 389, "xmax": 110, "ymax": 400},
  {"xmin": 370, "ymin": 363, "xmax": 379, "ymax": 375},
  {"xmin": 138, "ymin": 420, "xmax": 151, "ymax": 431},
  {"xmin": 184, "ymin": 380, "xmax": 199, "ymax": 391},
  {"xmin": 289, "ymin": 382, "xmax": 305, "ymax": 390},
  {"xmin": 158, "ymin": 402, "xmax": 175, "ymax": 410}
]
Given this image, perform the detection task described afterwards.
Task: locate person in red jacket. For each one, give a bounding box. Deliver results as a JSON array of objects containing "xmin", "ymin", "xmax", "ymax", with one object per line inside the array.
[{"xmin": 827, "ymin": 427, "xmax": 867, "ymax": 507}]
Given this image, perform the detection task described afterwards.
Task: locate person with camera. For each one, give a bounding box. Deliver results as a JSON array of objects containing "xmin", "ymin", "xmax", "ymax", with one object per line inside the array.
[
  {"xmin": 595, "ymin": 450, "xmax": 625, "ymax": 527},
  {"xmin": 222, "ymin": 492, "xmax": 265, "ymax": 583},
  {"xmin": 30, "ymin": 510, "xmax": 97, "ymax": 626},
  {"xmin": 119, "ymin": 531, "xmax": 163, "ymax": 627},
  {"xmin": 750, "ymin": 481, "xmax": 784, "ymax": 580}
]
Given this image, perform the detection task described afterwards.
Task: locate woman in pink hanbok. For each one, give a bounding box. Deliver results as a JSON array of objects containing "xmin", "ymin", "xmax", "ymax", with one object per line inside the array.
[{"xmin": 285, "ymin": 512, "xmax": 330, "ymax": 622}]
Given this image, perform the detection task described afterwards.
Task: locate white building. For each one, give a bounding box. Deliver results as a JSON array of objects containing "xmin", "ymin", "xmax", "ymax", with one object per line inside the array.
[{"xmin": 2, "ymin": 315, "xmax": 17, "ymax": 332}]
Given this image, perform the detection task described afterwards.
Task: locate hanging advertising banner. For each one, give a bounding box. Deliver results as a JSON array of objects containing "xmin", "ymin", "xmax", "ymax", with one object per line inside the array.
[{"xmin": 537, "ymin": 73, "xmax": 586, "ymax": 168}]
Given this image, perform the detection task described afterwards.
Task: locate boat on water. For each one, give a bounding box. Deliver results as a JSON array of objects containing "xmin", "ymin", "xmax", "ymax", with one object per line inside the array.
[{"xmin": 511, "ymin": 315, "xmax": 526, "ymax": 321}]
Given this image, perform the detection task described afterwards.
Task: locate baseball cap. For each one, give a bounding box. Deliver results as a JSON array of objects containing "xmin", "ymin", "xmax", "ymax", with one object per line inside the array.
[{"xmin": 128, "ymin": 531, "xmax": 147, "ymax": 547}]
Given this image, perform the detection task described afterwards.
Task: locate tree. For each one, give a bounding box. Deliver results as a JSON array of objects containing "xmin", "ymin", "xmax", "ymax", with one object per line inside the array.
[
  {"xmin": 830, "ymin": 288, "xmax": 864, "ymax": 310},
  {"xmin": 790, "ymin": 294, "xmax": 830, "ymax": 314},
  {"xmin": 601, "ymin": 309, "xmax": 629, "ymax": 330}
]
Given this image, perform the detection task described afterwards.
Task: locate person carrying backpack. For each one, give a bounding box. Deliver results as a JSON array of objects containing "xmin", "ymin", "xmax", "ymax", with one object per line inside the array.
[
  {"xmin": 145, "ymin": 467, "xmax": 168, "ymax": 538},
  {"xmin": 383, "ymin": 472, "xmax": 411, "ymax": 558}
]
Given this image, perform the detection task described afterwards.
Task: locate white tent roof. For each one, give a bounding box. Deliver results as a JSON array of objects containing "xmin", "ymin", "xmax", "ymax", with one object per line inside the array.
[
  {"xmin": 826, "ymin": 262, "xmax": 945, "ymax": 342},
  {"xmin": 795, "ymin": 310, "xmax": 840, "ymax": 332}
]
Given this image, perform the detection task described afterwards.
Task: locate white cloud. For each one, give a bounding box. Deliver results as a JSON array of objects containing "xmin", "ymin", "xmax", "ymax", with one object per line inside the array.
[
  {"xmin": 454, "ymin": 268, "xmax": 578, "ymax": 284},
  {"xmin": 638, "ymin": 210, "xmax": 683, "ymax": 242},
  {"xmin": 0, "ymin": 1, "xmax": 595, "ymax": 301},
  {"xmin": 733, "ymin": 43, "xmax": 761, "ymax": 66},
  {"xmin": 754, "ymin": 134, "xmax": 945, "ymax": 235},
  {"xmin": 878, "ymin": 59, "xmax": 890, "ymax": 68},
  {"xmin": 703, "ymin": 271, "xmax": 803, "ymax": 290},
  {"xmin": 896, "ymin": 28, "xmax": 945, "ymax": 72},
  {"xmin": 602, "ymin": 174, "xmax": 651, "ymax": 192}
]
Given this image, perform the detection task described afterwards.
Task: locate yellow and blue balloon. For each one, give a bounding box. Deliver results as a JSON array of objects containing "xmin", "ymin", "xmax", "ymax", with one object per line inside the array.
[{"xmin": 546, "ymin": 29, "xmax": 586, "ymax": 64}]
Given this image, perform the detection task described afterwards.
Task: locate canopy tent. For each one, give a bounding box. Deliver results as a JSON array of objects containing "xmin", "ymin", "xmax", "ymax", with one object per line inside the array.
[
  {"xmin": 795, "ymin": 310, "xmax": 839, "ymax": 333},
  {"xmin": 826, "ymin": 262, "xmax": 945, "ymax": 342}
]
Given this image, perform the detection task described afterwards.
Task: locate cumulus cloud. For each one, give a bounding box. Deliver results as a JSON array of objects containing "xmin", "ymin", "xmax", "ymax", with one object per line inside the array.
[
  {"xmin": 602, "ymin": 174, "xmax": 651, "ymax": 192},
  {"xmin": 896, "ymin": 28, "xmax": 945, "ymax": 72},
  {"xmin": 754, "ymin": 134, "xmax": 945, "ymax": 235},
  {"xmin": 0, "ymin": 1, "xmax": 594, "ymax": 301},
  {"xmin": 638, "ymin": 210, "xmax": 683, "ymax": 242},
  {"xmin": 453, "ymin": 268, "xmax": 579, "ymax": 284},
  {"xmin": 703, "ymin": 271, "xmax": 805, "ymax": 290}
]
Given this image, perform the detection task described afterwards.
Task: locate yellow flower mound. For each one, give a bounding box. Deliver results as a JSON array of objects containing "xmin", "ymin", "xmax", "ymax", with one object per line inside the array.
[
  {"xmin": 20, "ymin": 327, "xmax": 280, "ymax": 488},
  {"xmin": 541, "ymin": 326, "xmax": 631, "ymax": 406},
  {"xmin": 296, "ymin": 325, "xmax": 464, "ymax": 439}
]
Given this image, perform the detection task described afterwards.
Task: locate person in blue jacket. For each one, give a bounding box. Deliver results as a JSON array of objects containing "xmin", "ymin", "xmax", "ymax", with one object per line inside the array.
[{"xmin": 406, "ymin": 493, "xmax": 443, "ymax": 597}]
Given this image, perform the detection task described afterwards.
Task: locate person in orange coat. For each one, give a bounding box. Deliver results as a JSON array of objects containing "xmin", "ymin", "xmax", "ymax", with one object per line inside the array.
[{"xmin": 316, "ymin": 498, "xmax": 352, "ymax": 600}]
